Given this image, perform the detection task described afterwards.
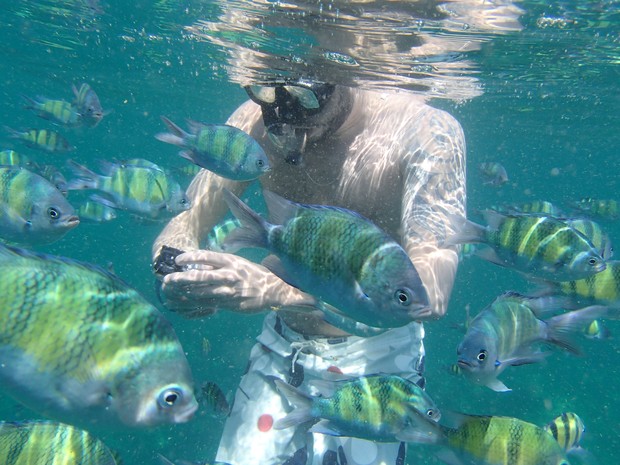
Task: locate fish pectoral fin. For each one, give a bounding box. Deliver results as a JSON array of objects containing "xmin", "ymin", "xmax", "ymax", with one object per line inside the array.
[
  {"xmin": 261, "ymin": 255, "xmax": 302, "ymax": 289},
  {"xmin": 354, "ymin": 280, "xmax": 371, "ymax": 301},
  {"xmin": 317, "ymin": 301, "xmax": 388, "ymax": 337},
  {"xmin": 474, "ymin": 247, "xmax": 507, "ymax": 268},
  {"xmin": 502, "ymin": 351, "xmax": 550, "ymax": 367},
  {"xmin": 485, "ymin": 378, "xmax": 512, "ymax": 392},
  {"xmin": 309, "ymin": 420, "xmax": 343, "ymax": 437}
]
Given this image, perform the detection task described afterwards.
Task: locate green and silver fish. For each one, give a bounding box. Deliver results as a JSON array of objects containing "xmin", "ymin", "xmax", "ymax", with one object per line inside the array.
[
  {"xmin": 456, "ymin": 292, "xmax": 608, "ymax": 392},
  {"xmin": 272, "ymin": 374, "xmax": 440, "ymax": 442},
  {"xmin": 571, "ymin": 198, "xmax": 619, "ymax": 221},
  {"xmin": 479, "ymin": 162, "xmax": 508, "ymax": 186},
  {"xmin": 544, "ymin": 412, "xmax": 585, "ymax": 452},
  {"xmin": 0, "ymin": 150, "xmax": 34, "ymax": 167},
  {"xmin": 0, "ymin": 420, "xmax": 117, "ymax": 465},
  {"xmin": 206, "ymin": 218, "xmax": 241, "ymax": 252},
  {"xmin": 399, "ymin": 412, "xmax": 571, "ymax": 465},
  {"xmin": 5, "ymin": 127, "xmax": 73, "ymax": 152},
  {"xmin": 446, "ymin": 210, "xmax": 606, "ymax": 281},
  {"xmin": 72, "ymin": 83, "xmax": 106, "ymax": 127},
  {"xmin": 583, "ymin": 318, "xmax": 611, "ymax": 339},
  {"xmin": 156, "ymin": 116, "xmax": 271, "ymax": 181},
  {"xmin": 23, "ymin": 95, "xmax": 82, "ymax": 127},
  {"xmin": 77, "ymin": 200, "xmax": 117, "ymax": 223},
  {"xmin": 0, "ymin": 166, "xmax": 79, "ymax": 245},
  {"xmin": 546, "ymin": 260, "xmax": 620, "ymax": 307},
  {"xmin": 508, "ymin": 200, "xmax": 564, "ymax": 217},
  {"xmin": 222, "ymin": 189, "xmax": 429, "ymax": 331},
  {"xmin": 67, "ymin": 159, "xmax": 190, "ymax": 219},
  {"xmin": 0, "ymin": 244, "xmax": 198, "ymax": 428}
]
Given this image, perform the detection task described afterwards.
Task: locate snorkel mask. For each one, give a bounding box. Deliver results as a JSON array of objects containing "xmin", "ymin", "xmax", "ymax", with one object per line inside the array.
[{"xmin": 245, "ymin": 79, "xmax": 340, "ymax": 165}]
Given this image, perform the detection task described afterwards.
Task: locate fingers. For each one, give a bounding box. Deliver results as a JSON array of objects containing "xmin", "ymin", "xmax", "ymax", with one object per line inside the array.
[{"xmin": 175, "ymin": 250, "xmax": 237, "ymax": 268}]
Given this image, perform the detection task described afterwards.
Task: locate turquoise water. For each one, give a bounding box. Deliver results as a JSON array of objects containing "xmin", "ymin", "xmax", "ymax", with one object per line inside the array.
[{"xmin": 1, "ymin": 0, "xmax": 619, "ymax": 463}]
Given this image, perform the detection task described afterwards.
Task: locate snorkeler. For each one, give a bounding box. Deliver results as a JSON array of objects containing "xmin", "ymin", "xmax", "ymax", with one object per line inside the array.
[{"xmin": 152, "ymin": 77, "xmax": 466, "ymax": 465}]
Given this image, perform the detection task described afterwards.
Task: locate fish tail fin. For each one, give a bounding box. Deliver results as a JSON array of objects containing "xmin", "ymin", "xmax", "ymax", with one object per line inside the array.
[
  {"xmin": 4, "ymin": 126, "xmax": 22, "ymax": 138},
  {"xmin": 65, "ymin": 160, "xmax": 100, "ymax": 190},
  {"xmin": 267, "ymin": 376, "xmax": 314, "ymax": 430},
  {"xmin": 442, "ymin": 213, "xmax": 486, "ymax": 247},
  {"xmin": 546, "ymin": 305, "xmax": 610, "ymax": 354},
  {"xmin": 221, "ymin": 189, "xmax": 270, "ymax": 251},
  {"xmin": 21, "ymin": 94, "xmax": 40, "ymax": 110},
  {"xmin": 155, "ymin": 116, "xmax": 188, "ymax": 146}
]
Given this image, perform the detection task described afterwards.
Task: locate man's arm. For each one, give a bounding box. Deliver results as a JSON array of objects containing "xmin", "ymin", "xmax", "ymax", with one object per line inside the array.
[{"xmin": 401, "ymin": 106, "xmax": 466, "ymax": 318}]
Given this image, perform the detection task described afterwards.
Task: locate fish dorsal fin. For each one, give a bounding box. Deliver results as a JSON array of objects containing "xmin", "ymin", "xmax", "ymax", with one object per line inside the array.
[{"xmin": 263, "ymin": 190, "xmax": 301, "ymax": 225}]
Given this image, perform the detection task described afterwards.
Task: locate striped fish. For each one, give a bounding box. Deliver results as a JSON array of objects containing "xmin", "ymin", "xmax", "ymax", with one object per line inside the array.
[
  {"xmin": 67, "ymin": 159, "xmax": 190, "ymax": 219},
  {"xmin": 456, "ymin": 292, "xmax": 608, "ymax": 392},
  {"xmin": 398, "ymin": 412, "xmax": 570, "ymax": 465},
  {"xmin": 72, "ymin": 83, "xmax": 106, "ymax": 127},
  {"xmin": 155, "ymin": 116, "xmax": 271, "ymax": 181},
  {"xmin": 564, "ymin": 217, "xmax": 613, "ymax": 259},
  {"xmin": 272, "ymin": 374, "xmax": 440, "ymax": 442},
  {"xmin": 5, "ymin": 127, "xmax": 73, "ymax": 152},
  {"xmin": 0, "ymin": 244, "xmax": 198, "ymax": 428},
  {"xmin": 571, "ymin": 198, "xmax": 619, "ymax": 220},
  {"xmin": 206, "ymin": 218, "xmax": 241, "ymax": 251},
  {"xmin": 222, "ymin": 189, "xmax": 429, "ymax": 330},
  {"xmin": 0, "ymin": 166, "xmax": 78, "ymax": 245},
  {"xmin": 446, "ymin": 210, "xmax": 606, "ymax": 282},
  {"xmin": 544, "ymin": 412, "xmax": 585, "ymax": 452},
  {"xmin": 77, "ymin": 200, "xmax": 117, "ymax": 223},
  {"xmin": 583, "ymin": 319, "xmax": 611, "ymax": 339},
  {"xmin": 547, "ymin": 260, "xmax": 620, "ymax": 306},
  {"xmin": 479, "ymin": 162, "xmax": 508, "ymax": 186},
  {"xmin": 0, "ymin": 150, "xmax": 34, "ymax": 167},
  {"xmin": 508, "ymin": 200, "xmax": 565, "ymax": 217},
  {"xmin": 23, "ymin": 95, "xmax": 82, "ymax": 126},
  {"xmin": 0, "ymin": 420, "xmax": 117, "ymax": 465}
]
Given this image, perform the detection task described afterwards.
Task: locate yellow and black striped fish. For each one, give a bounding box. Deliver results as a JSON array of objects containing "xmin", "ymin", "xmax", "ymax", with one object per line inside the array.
[
  {"xmin": 399, "ymin": 412, "xmax": 570, "ymax": 465},
  {"xmin": 272, "ymin": 374, "xmax": 440, "ymax": 442},
  {"xmin": 549, "ymin": 260, "xmax": 620, "ymax": 306},
  {"xmin": 0, "ymin": 420, "xmax": 117, "ymax": 465},
  {"xmin": 446, "ymin": 210, "xmax": 606, "ymax": 282},
  {"xmin": 544, "ymin": 412, "xmax": 585, "ymax": 452},
  {"xmin": 23, "ymin": 95, "xmax": 82, "ymax": 126},
  {"xmin": 5, "ymin": 127, "xmax": 73, "ymax": 152},
  {"xmin": 571, "ymin": 198, "xmax": 619, "ymax": 221}
]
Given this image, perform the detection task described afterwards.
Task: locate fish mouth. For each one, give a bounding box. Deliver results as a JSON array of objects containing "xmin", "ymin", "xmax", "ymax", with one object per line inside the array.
[
  {"xmin": 66, "ymin": 215, "xmax": 80, "ymax": 228},
  {"xmin": 594, "ymin": 262, "xmax": 607, "ymax": 273},
  {"xmin": 457, "ymin": 359, "xmax": 472, "ymax": 369},
  {"xmin": 174, "ymin": 398, "xmax": 199, "ymax": 423}
]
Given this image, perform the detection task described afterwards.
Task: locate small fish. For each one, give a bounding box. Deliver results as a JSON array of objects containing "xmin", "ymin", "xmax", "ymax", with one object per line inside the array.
[
  {"xmin": 0, "ymin": 149, "xmax": 34, "ymax": 167},
  {"xmin": 0, "ymin": 244, "xmax": 198, "ymax": 428},
  {"xmin": 583, "ymin": 319, "xmax": 611, "ymax": 339},
  {"xmin": 445, "ymin": 210, "xmax": 606, "ymax": 282},
  {"xmin": 156, "ymin": 116, "xmax": 271, "ymax": 181},
  {"xmin": 0, "ymin": 166, "xmax": 79, "ymax": 245},
  {"xmin": 479, "ymin": 162, "xmax": 508, "ymax": 186},
  {"xmin": 67, "ymin": 159, "xmax": 190, "ymax": 219},
  {"xmin": 77, "ymin": 200, "xmax": 117, "ymax": 223},
  {"xmin": 271, "ymin": 374, "xmax": 440, "ymax": 442},
  {"xmin": 545, "ymin": 260, "xmax": 620, "ymax": 307},
  {"xmin": 456, "ymin": 292, "xmax": 609, "ymax": 392},
  {"xmin": 206, "ymin": 218, "xmax": 241, "ymax": 252},
  {"xmin": 5, "ymin": 127, "xmax": 73, "ymax": 152},
  {"xmin": 23, "ymin": 95, "xmax": 82, "ymax": 127},
  {"xmin": 72, "ymin": 83, "xmax": 107, "ymax": 127},
  {"xmin": 222, "ymin": 189, "xmax": 429, "ymax": 330},
  {"xmin": 0, "ymin": 420, "xmax": 118, "ymax": 465},
  {"xmin": 200, "ymin": 381, "xmax": 230, "ymax": 415},
  {"xmin": 571, "ymin": 198, "xmax": 619, "ymax": 221},
  {"xmin": 399, "ymin": 411, "xmax": 571, "ymax": 465},
  {"xmin": 508, "ymin": 200, "xmax": 564, "ymax": 217},
  {"xmin": 544, "ymin": 412, "xmax": 585, "ymax": 452}
]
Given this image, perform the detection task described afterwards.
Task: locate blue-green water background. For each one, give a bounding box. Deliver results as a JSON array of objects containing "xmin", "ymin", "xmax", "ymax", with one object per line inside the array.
[{"xmin": 1, "ymin": 1, "xmax": 619, "ymax": 463}]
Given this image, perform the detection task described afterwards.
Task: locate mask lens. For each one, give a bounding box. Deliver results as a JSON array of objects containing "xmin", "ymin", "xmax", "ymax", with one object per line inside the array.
[
  {"xmin": 283, "ymin": 85, "xmax": 320, "ymax": 109},
  {"xmin": 247, "ymin": 85, "xmax": 276, "ymax": 104}
]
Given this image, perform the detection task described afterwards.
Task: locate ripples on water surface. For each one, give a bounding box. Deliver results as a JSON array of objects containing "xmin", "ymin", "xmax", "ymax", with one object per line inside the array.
[{"xmin": 1, "ymin": 1, "xmax": 619, "ymax": 464}]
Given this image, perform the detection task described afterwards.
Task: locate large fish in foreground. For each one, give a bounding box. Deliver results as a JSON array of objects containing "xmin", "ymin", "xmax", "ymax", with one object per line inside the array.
[
  {"xmin": 0, "ymin": 244, "xmax": 197, "ymax": 428},
  {"xmin": 445, "ymin": 210, "xmax": 606, "ymax": 281},
  {"xmin": 456, "ymin": 292, "xmax": 608, "ymax": 392},
  {"xmin": 155, "ymin": 117, "xmax": 271, "ymax": 181},
  {"xmin": 399, "ymin": 412, "xmax": 571, "ymax": 465},
  {"xmin": 221, "ymin": 189, "xmax": 429, "ymax": 330},
  {"xmin": 272, "ymin": 374, "xmax": 440, "ymax": 442},
  {"xmin": 0, "ymin": 166, "xmax": 79, "ymax": 245},
  {"xmin": 0, "ymin": 420, "xmax": 118, "ymax": 465}
]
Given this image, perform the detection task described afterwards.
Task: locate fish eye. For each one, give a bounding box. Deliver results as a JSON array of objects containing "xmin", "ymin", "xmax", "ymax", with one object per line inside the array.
[
  {"xmin": 256, "ymin": 159, "xmax": 264, "ymax": 167},
  {"xmin": 426, "ymin": 408, "xmax": 437, "ymax": 418},
  {"xmin": 158, "ymin": 388, "xmax": 182, "ymax": 408},
  {"xmin": 477, "ymin": 350, "xmax": 487, "ymax": 361},
  {"xmin": 395, "ymin": 289, "xmax": 411, "ymax": 306},
  {"xmin": 587, "ymin": 257, "xmax": 599, "ymax": 266},
  {"xmin": 48, "ymin": 207, "xmax": 60, "ymax": 219}
]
